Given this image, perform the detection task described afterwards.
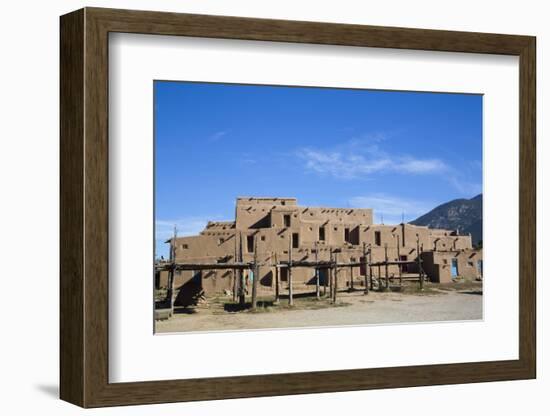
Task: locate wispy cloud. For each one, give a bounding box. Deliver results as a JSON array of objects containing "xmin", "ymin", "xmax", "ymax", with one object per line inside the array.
[
  {"xmin": 349, "ymin": 193, "xmax": 434, "ymax": 224},
  {"xmin": 208, "ymin": 130, "xmax": 228, "ymax": 142},
  {"xmin": 447, "ymin": 176, "xmax": 482, "ymax": 196},
  {"xmin": 240, "ymin": 158, "xmax": 257, "ymax": 165},
  {"xmin": 446, "ymin": 158, "xmax": 482, "ymax": 196},
  {"xmin": 298, "ymin": 138, "xmax": 448, "ymax": 180},
  {"xmin": 398, "ymin": 158, "xmax": 448, "ymax": 174}
]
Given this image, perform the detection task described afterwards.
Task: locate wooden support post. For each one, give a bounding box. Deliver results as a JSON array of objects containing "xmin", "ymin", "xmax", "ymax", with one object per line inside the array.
[
  {"xmin": 167, "ymin": 225, "xmax": 177, "ymax": 314},
  {"xmin": 232, "ymin": 234, "xmax": 238, "ymax": 302},
  {"xmin": 378, "ymin": 264, "xmax": 382, "ymax": 291},
  {"xmin": 288, "ymin": 234, "xmax": 294, "ymax": 306},
  {"xmin": 332, "ymin": 252, "xmax": 338, "ymax": 303},
  {"xmin": 314, "ymin": 241, "xmax": 320, "ymax": 300},
  {"xmin": 369, "ymin": 248, "xmax": 374, "ymax": 291},
  {"xmin": 329, "ymin": 248, "xmax": 334, "ymax": 299},
  {"xmin": 384, "ymin": 243, "xmax": 389, "ymax": 290},
  {"xmin": 323, "ymin": 250, "xmax": 328, "ymax": 296},
  {"xmin": 396, "ymin": 234, "xmax": 402, "ymax": 286},
  {"xmin": 274, "ymin": 253, "xmax": 280, "ymax": 304},
  {"xmin": 349, "ymin": 261, "xmax": 354, "ymax": 291},
  {"xmin": 417, "ymin": 235, "xmax": 423, "ymax": 291},
  {"xmin": 167, "ymin": 266, "xmax": 175, "ymax": 314},
  {"xmin": 363, "ymin": 243, "xmax": 369, "ymax": 295},
  {"xmin": 251, "ymin": 235, "xmax": 259, "ymax": 310},
  {"xmin": 369, "ymin": 264, "xmax": 373, "ymax": 290},
  {"xmin": 239, "ymin": 232, "xmax": 246, "ymax": 307}
]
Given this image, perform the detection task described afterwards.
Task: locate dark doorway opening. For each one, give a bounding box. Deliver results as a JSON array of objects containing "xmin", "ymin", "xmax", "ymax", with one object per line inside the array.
[
  {"xmin": 375, "ymin": 231, "xmax": 381, "ymax": 246},
  {"xmin": 247, "ymin": 235, "xmax": 254, "ymax": 253},
  {"xmin": 292, "ymin": 233, "xmax": 299, "ymax": 249},
  {"xmin": 399, "ymin": 255, "xmax": 408, "ymax": 272},
  {"xmin": 283, "ymin": 214, "xmax": 291, "ymax": 227},
  {"xmin": 280, "ymin": 267, "xmax": 288, "ymax": 282}
]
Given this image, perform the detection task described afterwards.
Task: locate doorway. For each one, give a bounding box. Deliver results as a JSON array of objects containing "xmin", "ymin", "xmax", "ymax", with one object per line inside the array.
[
  {"xmin": 399, "ymin": 255, "xmax": 408, "ymax": 273},
  {"xmin": 451, "ymin": 258, "xmax": 458, "ymax": 277}
]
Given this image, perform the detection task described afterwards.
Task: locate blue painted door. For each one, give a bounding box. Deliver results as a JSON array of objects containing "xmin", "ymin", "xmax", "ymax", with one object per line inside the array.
[{"xmin": 451, "ymin": 259, "xmax": 458, "ymax": 277}]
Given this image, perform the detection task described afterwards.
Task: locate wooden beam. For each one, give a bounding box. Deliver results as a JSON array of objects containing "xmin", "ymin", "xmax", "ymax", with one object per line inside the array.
[
  {"xmin": 323, "ymin": 250, "xmax": 328, "ymax": 296},
  {"xmin": 239, "ymin": 232, "xmax": 246, "ymax": 306},
  {"xmin": 314, "ymin": 241, "xmax": 320, "ymax": 300},
  {"xmin": 288, "ymin": 233, "xmax": 293, "ymax": 306},
  {"xmin": 417, "ymin": 235, "xmax": 424, "ymax": 291},
  {"xmin": 329, "ymin": 248, "xmax": 334, "ymax": 300},
  {"xmin": 332, "ymin": 251, "xmax": 338, "ymax": 303},
  {"xmin": 274, "ymin": 252, "xmax": 280, "ymax": 304},
  {"xmin": 396, "ymin": 234, "xmax": 402, "ymax": 286},
  {"xmin": 363, "ymin": 242, "xmax": 369, "ymax": 295},
  {"xmin": 369, "ymin": 248, "xmax": 374, "ymax": 291},
  {"xmin": 232, "ymin": 234, "xmax": 238, "ymax": 302},
  {"xmin": 167, "ymin": 225, "xmax": 177, "ymax": 314},
  {"xmin": 251, "ymin": 236, "xmax": 259, "ymax": 310},
  {"xmin": 157, "ymin": 262, "xmax": 254, "ymax": 272},
  {"xmin": 384, "ymin": 244, "xmax": 389, "ymax": 290}
]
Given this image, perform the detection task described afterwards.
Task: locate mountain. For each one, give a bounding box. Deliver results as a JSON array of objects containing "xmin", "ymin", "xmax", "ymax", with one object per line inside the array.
[{"xmin": 410, "ymin": 194, "xmax": 483, "ymax": 246}]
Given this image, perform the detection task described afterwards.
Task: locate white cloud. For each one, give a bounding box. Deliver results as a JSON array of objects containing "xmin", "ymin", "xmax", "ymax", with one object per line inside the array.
[
  {"xmin": 349, "ymin": 194, "xmax": 434, "ymax": 224},
  {"xmin": 397, "ymin": 158, "xmax": 448, "ymax": 174},
  {"xmin": 300, "ymin": 148, "xmax": 390, "ymax": 179},
  {"xmin": 447, "ymin": 175, "xmax": 482, "ymax": 196},
  {"xmin": 208, "ymin": 130, "xmax": 227, "ymax": 142},
  {"xmin": 297, "ymin": 138, "xmax": 448, "ymax": 179}
]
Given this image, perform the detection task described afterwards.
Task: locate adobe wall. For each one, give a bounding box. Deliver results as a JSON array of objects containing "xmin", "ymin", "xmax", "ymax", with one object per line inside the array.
[
  {"xmin": 421, "ymin": 249, "xmax": 483, "ymax": 283},
  {"xmin": 161, "ymin": 197, "xmax": 481, "ymax": 298}
]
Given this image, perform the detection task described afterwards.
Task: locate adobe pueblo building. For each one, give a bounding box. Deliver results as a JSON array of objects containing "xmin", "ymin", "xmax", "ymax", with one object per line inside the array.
[{"xmin": 156, "ymin": 197, "xmax": 482, "ymax": 305}]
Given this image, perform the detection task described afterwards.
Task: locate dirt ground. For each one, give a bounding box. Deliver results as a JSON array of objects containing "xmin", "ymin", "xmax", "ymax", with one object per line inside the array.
[{"xmin": 155, "ymin": 281, "xmax": 483, "ymax": 334}]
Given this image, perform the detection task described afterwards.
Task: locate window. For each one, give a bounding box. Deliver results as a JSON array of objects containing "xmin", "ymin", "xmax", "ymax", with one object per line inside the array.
[
  {"xmin": 247, "ymin": 235, "xmax": 254, "ymax": 253},
  {"xmin": 292, "ymin": 233, "xmax": 299, "ymax": 249},
  {"xmin": 261, "ymin": 235, "xmax": 266, "ymax": 241},
  {"xmin": 344, "ymin": 228, "xmax": 351, "ymax": 243},
  {"xmin": 319, "ymin": 226, "xmax": 325, "ymax": 241},
  {"xmin": 374, "ymin": 231, "xmax": 381, "ymax": 246},
  {"xmin": 283, "ymin": 214, "xmax": 291, "ymax": 227},
  {"xmin": 181, "ymin": 244, "xmax": 188, "ymax": 249}
]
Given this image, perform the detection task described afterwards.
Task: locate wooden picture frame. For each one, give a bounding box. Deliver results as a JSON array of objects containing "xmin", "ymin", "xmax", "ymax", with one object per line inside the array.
[{"xmin": 60, "ymin": 7, "xmax": 536, "ymax": 408}]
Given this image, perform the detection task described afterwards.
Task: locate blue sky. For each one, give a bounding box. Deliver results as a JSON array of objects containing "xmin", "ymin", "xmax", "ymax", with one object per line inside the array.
[{"xmin": 155, "ymin": 81, "xmax": 482, "ymax": 258}]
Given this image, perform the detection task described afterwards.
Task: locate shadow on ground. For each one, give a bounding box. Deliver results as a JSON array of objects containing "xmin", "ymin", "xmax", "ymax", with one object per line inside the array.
[
  {"xmin": 460, "ymin": 290, "xmax": 483, "ymax": 295},
  {"xmin": 224, "ymin": 300, "xmax": 275, "ymax": 312},
  {"xmin": 174, "ymin": 307, "xmax": 198, "ymax": 315}
]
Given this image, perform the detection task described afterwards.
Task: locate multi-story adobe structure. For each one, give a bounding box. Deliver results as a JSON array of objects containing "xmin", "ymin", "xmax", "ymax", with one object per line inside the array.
[{"xmin": 156, "ymin": 197, "xmax": 482, "ymax": 303}]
